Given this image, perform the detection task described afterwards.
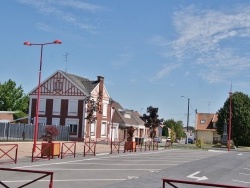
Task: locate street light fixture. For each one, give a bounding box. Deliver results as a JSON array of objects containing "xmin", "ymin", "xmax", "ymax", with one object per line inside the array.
[
  {"xmin": 24, "ymin": 40, "xmax": 62, "ymax": 153},
  {"xmin": 181, "ymin": 96, "xmax": 190, "ymax": 144}
]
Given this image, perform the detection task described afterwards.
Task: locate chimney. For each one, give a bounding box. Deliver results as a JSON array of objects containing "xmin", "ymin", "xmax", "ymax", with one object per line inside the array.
[{"xmin": 97, "ymin": 76, "xmax": 104, "ymax": 99}]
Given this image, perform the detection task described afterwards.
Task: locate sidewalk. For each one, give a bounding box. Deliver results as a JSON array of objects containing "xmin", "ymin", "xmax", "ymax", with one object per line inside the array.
[{"xmin": 0, "ymin": 141, "xmax": 112, "ymax": 160}]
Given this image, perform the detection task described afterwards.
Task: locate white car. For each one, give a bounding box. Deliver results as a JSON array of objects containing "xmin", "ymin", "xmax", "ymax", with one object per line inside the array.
[{"xmin": 153, "ymin": 137, "xmax": 162, "ymax": 143}]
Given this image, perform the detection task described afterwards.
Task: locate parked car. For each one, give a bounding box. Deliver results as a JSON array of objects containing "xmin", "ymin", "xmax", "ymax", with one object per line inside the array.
[
  {"xmin": 185, "ymin": 138, "xmax": 194, "ymax": 144},
  {"xmin": 153, "ymin": 137, "xmax": 162, "ymax": 143}
]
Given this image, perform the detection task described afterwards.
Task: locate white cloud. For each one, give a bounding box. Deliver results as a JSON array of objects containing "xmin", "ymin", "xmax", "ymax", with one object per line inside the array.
[
  {"xmin": 54, "ymin": 0, "xmax": 106, "ymax": 13},
  {"xmin": 154, "ymin": 5, "xmax": 250, "ymax": 84},
  {"xmin": 152, "ymin": 63, "xmax": 180, "ymax": 81},
  {"xmin": 17, "ymin": 0, "xmax": 105, "ymax": 32}
]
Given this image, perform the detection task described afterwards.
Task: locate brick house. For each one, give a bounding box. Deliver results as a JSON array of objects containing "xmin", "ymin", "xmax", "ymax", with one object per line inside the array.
[
  {"xmin": 195, "ymin": 113, "xmax": 221, "ymax": 144},
  {"xmin": 28, "ymin": 70, "xmax": 112, "ymax": 141},
  {"xmin": 0, "ymin": 111, "xmax": 15, "ymax": 123},
  {"xmin": 111, "ymin": 101, "xmax": 148, "ymax": 142}
]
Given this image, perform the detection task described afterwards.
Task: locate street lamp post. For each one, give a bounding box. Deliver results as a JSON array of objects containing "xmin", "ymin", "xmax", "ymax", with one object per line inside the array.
[
  {"xmin": 109, "ymin": 99, "xmax": 115, "ymax": 154},
  {"xmin": 181, "ymin": 96, "xmax": 190, "ymax": 144},
  {"xmin": 24, "ymin": 40, "xmax": 62, "ymax": 152},
  {"xmin": 228, "ymin": 90, "xmax": 232, "ymax": 152}
]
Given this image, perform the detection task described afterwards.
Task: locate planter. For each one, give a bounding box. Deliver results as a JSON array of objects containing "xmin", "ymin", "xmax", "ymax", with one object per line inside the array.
[
  {"xmin": 41, "ymin": 142, "xmax": 61, "ymax": 158},
  {"xmin": 124, "ymin": 141, "xmax": 136, "ymax": 152}
]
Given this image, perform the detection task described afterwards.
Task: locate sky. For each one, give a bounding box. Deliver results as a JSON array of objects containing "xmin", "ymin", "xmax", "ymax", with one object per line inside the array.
[{"xmin": 1, "ymin": 0, "xmax": 250, "ymax": 127}]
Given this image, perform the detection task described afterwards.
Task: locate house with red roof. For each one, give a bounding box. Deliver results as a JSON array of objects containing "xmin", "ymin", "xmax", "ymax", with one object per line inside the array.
[{"xmin": 195, "ymin": 113, "xmax": 221, "ymax": 144}]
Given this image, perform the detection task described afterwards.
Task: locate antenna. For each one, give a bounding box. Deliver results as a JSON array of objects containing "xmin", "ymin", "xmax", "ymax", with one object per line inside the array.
[
  {"xmin": 64, "ymin": 52, "xmax": 69, "ymax": 72},
  {"xmin": 229, "ymin": 82, "xmax": 232, "ymax": 94}
]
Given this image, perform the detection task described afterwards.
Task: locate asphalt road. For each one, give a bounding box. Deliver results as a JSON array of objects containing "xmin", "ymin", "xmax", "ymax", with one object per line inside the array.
[{"xmin": 0, "ymin": 148, "xmax": 250, "ymax": 188}]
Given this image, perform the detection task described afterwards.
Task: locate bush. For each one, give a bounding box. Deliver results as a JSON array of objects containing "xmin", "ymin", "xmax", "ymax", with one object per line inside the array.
[
  {"xmin": 40, "ymin": 125, "xmax": 59, "ymax": 143},
  {"xmin": 196, "ymin": 137, "xmax": 204, "ymax": 148}
]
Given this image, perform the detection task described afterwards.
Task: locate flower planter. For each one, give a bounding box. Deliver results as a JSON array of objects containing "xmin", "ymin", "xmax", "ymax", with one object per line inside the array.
[
  {"xmin": 41, "ymin": 142, "xmax": 61, "ymax": 158},
  {"xmin": 124, "ymin": 141, "xmax": 136, "ymax": 152}
]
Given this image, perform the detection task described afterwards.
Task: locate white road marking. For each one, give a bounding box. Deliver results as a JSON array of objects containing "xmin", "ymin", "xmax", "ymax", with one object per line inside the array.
[
  {"xmin": 63, "ymin": 163, "xmax": 177, "ymax": 165},
  {"xmin": 239, "ymin": 173, "xmax": 250, "ymax": 176},
  {"xmin": 96, "ymin": 153, "xmax": 109, "ymax": 156},
  {"xmin": 2, "ymin": 179, "xmax": 126, "ymax": 183},
  {"xmin": 238, "ymin": 153, "xmax": 243, "ymax": 155},
  {"xmin": 187, "ymin": 171, "xmax": 208, "ymax": 181},
  {"xmin": 128, "ymin": 176, "xmax": 138, "ymax": 179},
  {"xmin": 232, "ymin": 179, "xmax": 250, "ymax": 184},
  {"xmin": 36, "ymin": 168, "xmax": 162, "ymax": 171},
  {"xmin": 208, "ymin": 150, "xmax": 228, "ymax": 153},
  {"xmin": 243, "ymin": 168, "xmax": 250, "ymax": 171},
  {"xmin": 150, "ymin": 169, "xmax": 159, "ymax": 172}
]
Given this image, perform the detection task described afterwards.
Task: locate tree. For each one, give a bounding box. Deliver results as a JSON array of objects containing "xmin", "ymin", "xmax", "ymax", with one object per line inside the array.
[
  {"xmin": 162, "ymin": 125, "xmax": 169, "ymax": 137},
  {"xmin": 0, "ymin": 79, "xmax": 29, "ymax": 119},
  {"xmin": 163, "ymin": 119, "xmax": 185, "ymax": 139},
  {"xmin": 216, "ymin": 91, "xmax": 250, "ymax": 147},
  {"xmin": 143, "ymin": 106, "xmax": 163, "ymax": 139}
]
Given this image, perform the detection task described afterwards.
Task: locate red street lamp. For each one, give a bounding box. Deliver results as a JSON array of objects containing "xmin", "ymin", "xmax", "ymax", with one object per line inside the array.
[
  {"xmin": 228, "ymin": 90, "xmax": 233, "ymax": 152},
  {"xmin": 23, "ymin": 40, "xmax": 62, "ymax": 153}
]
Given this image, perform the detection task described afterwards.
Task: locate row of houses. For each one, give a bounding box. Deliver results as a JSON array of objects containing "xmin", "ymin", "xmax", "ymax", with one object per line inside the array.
[
  {"xmin": 0, "ymin": 70, "xmax": 222, "ymax": 144},
  {"xmin": 27, "ymin": 70, "xmax": 150, "ymax": 142}
]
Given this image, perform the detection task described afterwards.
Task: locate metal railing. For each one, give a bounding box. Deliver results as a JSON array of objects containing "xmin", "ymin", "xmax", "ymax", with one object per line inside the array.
[
  {"xmin": 162, "ymin": 178, "xmax": 249, "ymax": 188},
  {"xmin": 0, "ymin": 167, "xmax": 54, "ymax": 188},
  {"xmin": 0, "ymin": 144, "xmax": 18, "ymax": 164}
]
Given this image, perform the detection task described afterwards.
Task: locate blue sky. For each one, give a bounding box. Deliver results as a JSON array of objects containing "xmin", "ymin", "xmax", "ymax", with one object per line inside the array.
[{"xmin": 1, "ymin": 0, "xmax": 250, "ymax": 126}]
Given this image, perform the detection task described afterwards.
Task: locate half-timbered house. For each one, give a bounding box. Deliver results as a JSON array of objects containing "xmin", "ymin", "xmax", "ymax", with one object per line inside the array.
[{"xmin": 28, "ymin": 70, "xmax": 112, "ymax": 141}]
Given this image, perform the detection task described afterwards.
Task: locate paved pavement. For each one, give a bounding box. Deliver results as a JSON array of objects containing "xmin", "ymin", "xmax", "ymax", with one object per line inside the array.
[
  {"xmin": 1, "ymin": 147, "xmax": 250, "ymax": 188},
  {"xmin": 0, "ymin": 142, "xmax": 250, "ymax": 187},
  {"xmin": 0, "ymin": 141, "xmax": 249, "ymax": 160}
]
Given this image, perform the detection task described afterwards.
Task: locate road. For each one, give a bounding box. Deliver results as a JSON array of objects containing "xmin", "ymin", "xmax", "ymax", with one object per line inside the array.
[{"xmin": 0, "ymin": 148, "xmax": 250, "ymax": 188}]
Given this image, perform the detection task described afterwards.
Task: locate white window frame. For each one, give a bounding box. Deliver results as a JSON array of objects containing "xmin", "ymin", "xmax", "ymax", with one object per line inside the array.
[
  {"xmin": 91, "ymin": 123, "xmax": 96, "ymax": 136},
  {"xmin": 34, "ymin": 117, "xmax": 47, "ymax": 125},
  {"xmin": 200, "ymin": 120, "xmax": 206, "ymax": 124},
  {"xmin": 101, "ymin": 122, "xmax": 107, "ymax": 137},
  {"xmin": 39, "ymin": 98, "xmax": 46, "ymax": 115},
  {"xmin": 65, "ymin": 118, "xmax": 79, "ymax": 137},
  {"xmin": 68, "ymin": 100, "xmax": 78, "ymax": 116},
  {"xmin": 102, "ymin": 103, "xmax": 108, "ymax": 117},
  {"xmin": 53, "ymin": 98, "xmax": 61, "ymax": 115},
  {"xmin": 52, "ymin": 118, "xmax": 60, "ymax": 126}
]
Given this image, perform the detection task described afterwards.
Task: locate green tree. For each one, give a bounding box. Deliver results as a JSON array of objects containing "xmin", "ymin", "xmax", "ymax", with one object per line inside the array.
[
  {"xmin": 0, "ymin": 79, "xmax": 29, "ymax": 119},
  {"xmin": 163, "ymin": 119, "xmax": 185, "ymax": 139},
  {"xmin": 143, "ymin": 106, "xmax": 163, "ymax": 139},
  {"xmin": 162, "ymin": 125, "xmax": 169, "ymax": 137},
  {"xmin": 216, "ymin": 91, "xmax": 250, "ymax": 147}
]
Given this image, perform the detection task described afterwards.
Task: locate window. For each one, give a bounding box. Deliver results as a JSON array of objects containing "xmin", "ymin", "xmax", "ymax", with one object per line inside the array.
[
  {"xmin": 91, "ymin": 123, "xmax": 95, "ymax": 136},
  {"xmin": 39, "ymin": 99, "xmax": 46, "ymax": 114},
  {"xmin": 53, "ymin": 99, "xmax": 61, "ymax": 115},
  {"xmin": 200, "ymin": 120, "xmax": 206, "ymax": 124},
  {"xmin": 69, "ymin": 124, "xmax": 78, "ymax": 135},
  {"xmin": 52, "ymin": 118, "xmax": 60, "ymax": 126},
  {"xmin": 124, "ymin": 113, "xmax": 131, "ymax": 118},
  {"xmin": 53, "ymin": 80, "xmax": 63, "ymax": 91},
  {"xmin": 65, "ymin": 118, "xmax": 79, "ymax": 136},
  {"xmin": 34, "ymin": 117, "xmax": 47, "ymax": 125},
  {"xmin": 68, "ymin": 100, "xmax": 78, "ymax": 116},
  {"xmin": 103, "ymin": 103, "xmax": 108, "ymax": 117},
  {"xmin": 101, "ymin": 122, "xmax": 107, "ymax": 136}
]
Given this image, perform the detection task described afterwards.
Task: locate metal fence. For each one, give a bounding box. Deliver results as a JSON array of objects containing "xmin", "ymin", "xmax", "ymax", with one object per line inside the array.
[{"xmin": 0, "ymin": 123, "xmax": 70, "ymax": 141}]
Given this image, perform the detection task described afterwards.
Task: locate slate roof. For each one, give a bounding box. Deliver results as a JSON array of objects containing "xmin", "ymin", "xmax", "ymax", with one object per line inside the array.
[
  {"xmin": 112, "ymin": 101, "xmax": 145, "ymax": 128},
  {"xmin": 196, "ymin": 113, "xmax": 218, "ymax": 131},
  {"xmin": 61, "ymin": 71, "xmax": 99, "ymax": 95}
]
